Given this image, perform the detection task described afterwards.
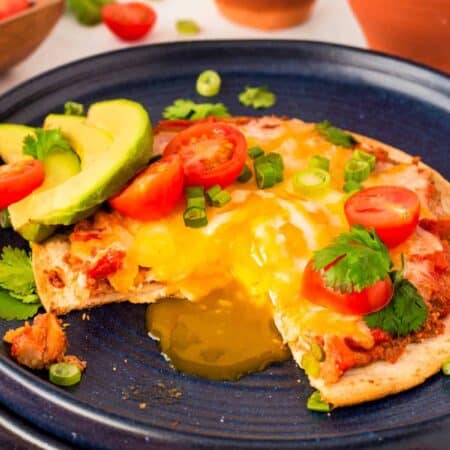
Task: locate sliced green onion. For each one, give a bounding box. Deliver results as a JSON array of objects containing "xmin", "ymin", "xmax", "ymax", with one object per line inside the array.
[
  {"xmin": 293, "ymin": 168, "xmax": 330, "ymax": 196},
  {"xmin": 196, "ymin": 70, "xmax": 221, "ymax": 97},
  {"xmin": 183, "ymin": 207, "xmax": 208, "ymax": 228},
  {"xmin": 64, "ymin": 101, "xmax": 84, "ymax": 116},
  {"xmin": 442, "ymin": 359, "xmax": 450, "ymax": 375},
  {"xmin": 49, "ymin": 363, "xmax": 82, "ymax": 387},
  {"xmin": 248, "ymin": 146, "xmax": 264, "ymax": 159},
  {"xmin": 310, "ymin": 342, "xmax": 325, "ymax": 362},
  {"xmin": 344, "ymin": 159, "xmax": 370, "ymax": 183},
  {"xmin": 176, "ymin": 19, "xmax": 201, "ymax": 35},
  {"xmin": 255, "ymin": 162, "xmax": 276, "ymax": 189},
  {"xmin": 308, "ymin": 155, "xmax": 330, "ymax": 172},
  {"xmin": 265, "ymin": 152, "xmax": 284, "ymax": 182},
  {"xmin": 353, "ymin": 149, "xmax": 376, "ymax": 171},
  {"xmin": 206, "ymin": 185, "xmax": 222, "ymax": 204},
  {"xmin": 0, "ymin": 209, "xmax": 11, "ymax": 229},
  {"xmin": 237, "ymin": 164, "xmax": 252, "ymax": 183},
  {"xmin": 187, "ymin": 196, "xmax": 206, "ymax": 209},
  {"xmin": 211, "ymin": 190, "xmax": 231, "ymax": 207},
  {"xmin": 301, "ymin": 353, "xmax": 320, "ymax": 378},
  {"xmin": 186, "ymin": 186, "xmax": 204, "ymax": 198},
  {"xmin": 307, "ymin": 391, "xmax": 332, "ymax": 413},
  {"xmin": 343, "ymin": 180, "xmax": 363, "ymax": 193}
]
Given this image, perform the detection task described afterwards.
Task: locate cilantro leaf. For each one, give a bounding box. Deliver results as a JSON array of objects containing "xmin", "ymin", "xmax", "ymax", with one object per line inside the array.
[
  {"xmin": 162, "ymin": 99, "xmax": 230, "ymax": 120},
  {"xmin": 0, "ymin": 246, "xmax": 38, "ymax": 302},
  {"xmin": 0, "ymin": 289, "xmax": 40, "ymax": 321},
  {"xmin": 313, "ymin": 225, "xmax": 391, "ymax": 293},
  {"xmin": 23, "ymin": 128, "xmax": 72, "ymax": 160},
  {"xmin": 238, "ymin": 86, "xmax": 276, "ymax": 109},
  {"xmin": 364, "ymin": 275, "xmax": 427, "ymax": 337},
  {"xmin": 315, "ymin": 120, "xmax": 358, "ymax": 148}
]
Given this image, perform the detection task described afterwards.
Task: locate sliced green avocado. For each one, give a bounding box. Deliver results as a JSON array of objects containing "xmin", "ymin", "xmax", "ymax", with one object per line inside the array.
[
  {"xmin": 11, "ymin": 99, "xmax": 152, "ymax": 232},
  {"xmin": 0, "ymin": 124, "xmax": 34, "ymax": 163},
  {"xmin": 43, "ymin": 114, "xmax": 113, "ymax": 167},
  {"xmin": 0, "ymin": 125, "xmax": 82, "ymax": 241}
]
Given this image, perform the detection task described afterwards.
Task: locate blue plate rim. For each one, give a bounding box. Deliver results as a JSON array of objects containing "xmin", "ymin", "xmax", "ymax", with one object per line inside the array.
[{"xmin": 0, "ymin": 40, "xmax": 449, "ymax": 449}]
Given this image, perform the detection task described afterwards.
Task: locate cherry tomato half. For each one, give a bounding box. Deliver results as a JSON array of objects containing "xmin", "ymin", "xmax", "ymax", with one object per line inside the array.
[
  {"xmin": 344, "ymin": 186, "xmax": 420, "ymax": 248},
  {"xmin": 301, "ymin": 259, "xmax": 393, "ymax": 315},
  {"xmin": 164, "ymin": 122, "xmax": 247, "ymax": 189},
  {"xmin": 109, "ymin": 154, "xmax": 184, "ymax": 221},
  {"xmin": 0, "ymin": 159, "xmax": 45, "ymax": 210},
  {"xmin": 101, "ymin": 2, "xmax": 156, "ymax": 41},
  {"xmin": 0, "ymin": 0, "xmax": 29, "ymax": 21}
]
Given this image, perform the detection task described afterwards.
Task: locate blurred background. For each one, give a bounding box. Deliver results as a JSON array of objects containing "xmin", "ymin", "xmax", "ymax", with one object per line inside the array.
[{"xmin": 0, "ymin": 0, "xmax": 449, "ymax": 95}]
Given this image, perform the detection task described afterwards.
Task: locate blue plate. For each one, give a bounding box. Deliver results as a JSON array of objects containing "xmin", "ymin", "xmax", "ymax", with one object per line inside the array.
[{"xmin": 0, "ymin": 41, "xmax": 449, "ymax": 450}]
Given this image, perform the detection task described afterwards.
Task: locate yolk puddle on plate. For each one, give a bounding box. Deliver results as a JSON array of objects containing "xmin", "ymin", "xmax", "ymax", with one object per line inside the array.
[{"xmin": 146, "ymin": 283, "xmax": 290, "ymax": 380}]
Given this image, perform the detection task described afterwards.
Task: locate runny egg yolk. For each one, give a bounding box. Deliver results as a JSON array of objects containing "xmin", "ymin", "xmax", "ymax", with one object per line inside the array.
[{"xmin": 146, "ymin": 283, "xmax": 290, "ymax": 381}]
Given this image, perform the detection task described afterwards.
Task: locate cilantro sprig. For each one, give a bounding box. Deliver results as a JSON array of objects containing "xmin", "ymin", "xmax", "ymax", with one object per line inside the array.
[
  {"xmin": 364, "ymin": 266, "xmax": 427, "ymax": 337},
  {"xmin": 0, "ymin": 289, "xmax": 40, "ymax": 321},
  {"xmin": 313, "ymin": 225, "xmax": 391, "ymax": 293},
  {"xmin": 23, "ymin": 128, "xmax": 72, "ymax": 161},
  {"xmin": 315, "ymin": 121, "xmax": 358, "ymax": 148},
  {"xmin": 238, "ymin": 86, "xmax": 276, "ymax": 109},
  {"xmin": 0, "ymin": 247, "xmax": 39, "ymax": 304},
  {"xmin": 162, "ymin": 99, "xmax": 229, "ymax": 120}
]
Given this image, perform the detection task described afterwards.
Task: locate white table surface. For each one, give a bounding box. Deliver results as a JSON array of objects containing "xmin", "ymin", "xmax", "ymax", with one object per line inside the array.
[{"xmin": 0, "ymin": 0, "xmax": 366, "ymax": 96}]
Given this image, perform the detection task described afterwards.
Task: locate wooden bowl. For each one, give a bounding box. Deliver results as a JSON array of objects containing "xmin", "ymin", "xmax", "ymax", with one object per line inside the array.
[
  {"xmin": 349, "ymin": 0, "xmax": 450, "ymax": 73},
  {"xmin": 214, "ymin": 0, "xmax": 316, "ymax": 30},
  {"xmin": 0, "ymin": 0, "xmax": 64, "ymax": 73}
]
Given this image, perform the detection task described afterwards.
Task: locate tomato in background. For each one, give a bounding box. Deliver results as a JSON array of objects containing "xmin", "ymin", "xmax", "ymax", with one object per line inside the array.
[
  {"xmin": 0, "ymin": 0, "xmax": 29, "ymax": 20},
  {"xmin": 301, "ymin": 259, "xmax": 393, "ymax": 315},
  {"xmin": 344, "ymin": 186, "xmax": 420, "ymax": 248},
  {"xmin": 101, "ymin": 2, "xmax": 156, "ymax": 41},
  {"xmin": 164, "ymin": 122, "xmax": 247, "ymax": 188}
]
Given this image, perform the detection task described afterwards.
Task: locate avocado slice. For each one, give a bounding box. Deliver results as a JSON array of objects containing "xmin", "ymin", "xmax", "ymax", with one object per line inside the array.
[
  {"xmin": 43, "ymin": 114, "xmax": 113, "ymax": 167},
  {"xmin": 0, "ymin": 124, "xmax": 34, "ymax": 163},
  {"xmin": 10, "ymin": 99, "xmax": 152, "ymax": 234},
  {"xmin": 0, "ymin": 125, "xmax": 82, "ymax": 241}
]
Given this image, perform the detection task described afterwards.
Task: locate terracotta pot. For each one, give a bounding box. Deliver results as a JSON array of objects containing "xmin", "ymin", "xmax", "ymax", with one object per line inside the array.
[
  {"xmin": 214, "ymin": 0, "xmax": 316, "ymax": 30},
  {"xmin": 349, "ymin": 0, "xmax": 450, "ymax": 73}
]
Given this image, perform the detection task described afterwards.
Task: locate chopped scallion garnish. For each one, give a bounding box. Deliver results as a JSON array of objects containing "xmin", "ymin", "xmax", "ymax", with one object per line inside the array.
[
  {"xmin": 237, "ymin": 164, "xmax": 252, "ymax": 183},
  {"xmin": 183, "ymin": 207, "xmax": 208, "ymax": 228},
  {"xmin": 255, "ymin": 162, "xmax": 276, "ymax": 189},
  {"xmin": 307, "ymin": 391, "xmax": 332, "ymax": 413},
  {"xmin": 206, "ymin": 185, "xmax": 222, "ymax": 204},
  {"xmin": 343, "ymin": 180, "xmax": 362, "ymax": 193},
  {"xmin": 301, "ymin": 353, "xmax": 320, "ymax": 378},
  {"xmin": 186, "ymin": 186, "xmax": 205, "ymax": 198},
  {"xmin": 293, "ymin": 168, "xmax": 330, "ymax": 196},
  {"xmin": 211, "ymin": 190, "xmax": 231, "ymax": 207},
  {"xmin": 248, "ymin": 146, "xmax": 264, "ymax": 159},
  {"xmin": 344, "ymin": 159, "xmax": 371, "ymax": 183},
  {"xmin": 353, "ymin": 149, "xmax": 376, "ymax": 171},
  {"xmin": 49, "ymin": 362, "xmax": 82, "ymax": 387},
  {"xmin": 196, "ymin": 70, "xmax": 221, "ymax": 97}
]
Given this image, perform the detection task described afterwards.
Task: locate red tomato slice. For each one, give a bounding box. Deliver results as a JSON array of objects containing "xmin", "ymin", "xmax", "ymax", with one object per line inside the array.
[
  {"xmin": 0, "ymin": 0, "xmax": 29, "ymax": 20},
  {"xmin": 101, "ymin": 2, "xmax": 156, "ymax": 41},
  {"xmin": 301, "ymin": 259, "xmax": 393, "ymax": 315},
  {"xmin": 0, "ymin": 160, "xmax": 44, "ymax": 209},
  {"xmin": 109, "ymin": 154, "xmax": 184, "ymax": 221},
  {"xmin": 344, "ymin": 186, "xmax": 420, "ymax": 248},
  {"xmin": 164, "ymin": 122, "xmax": 247, "ymax": 188}
]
